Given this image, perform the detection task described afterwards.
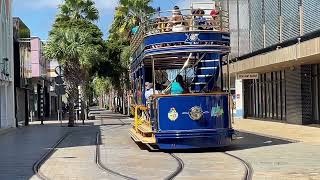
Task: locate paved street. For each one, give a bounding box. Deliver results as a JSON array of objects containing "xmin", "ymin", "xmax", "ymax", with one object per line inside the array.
[{"xmin": 1, "ymin": 110, "xmax": 320, "ymax": 180}]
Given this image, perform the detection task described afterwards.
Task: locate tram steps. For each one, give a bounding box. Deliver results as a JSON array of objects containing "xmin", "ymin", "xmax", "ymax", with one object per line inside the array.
[
  {"xmin": 138, "ymin": 124, "xmax": 153, "ymax": 135},
  {"xmin": 129, "ymin": 128, "xmax": 156, "ymax": 144}
]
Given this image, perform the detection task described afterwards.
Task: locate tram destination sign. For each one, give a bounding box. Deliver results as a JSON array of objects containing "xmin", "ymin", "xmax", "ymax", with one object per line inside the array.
[{"xmin": 237, "ymin": 73, "xmax": 259, "ymax": 80}]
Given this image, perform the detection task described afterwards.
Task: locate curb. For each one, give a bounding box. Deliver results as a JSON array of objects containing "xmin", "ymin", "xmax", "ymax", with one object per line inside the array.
[{"xmin": 0, "ymin": 128, "xmax": 15, "ymax": 136}]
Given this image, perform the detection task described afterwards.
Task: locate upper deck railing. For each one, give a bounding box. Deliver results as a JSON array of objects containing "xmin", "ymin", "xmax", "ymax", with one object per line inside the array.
[{"xmin": 130, "ymin": 7, "xmax": 229, "ymax": 54}]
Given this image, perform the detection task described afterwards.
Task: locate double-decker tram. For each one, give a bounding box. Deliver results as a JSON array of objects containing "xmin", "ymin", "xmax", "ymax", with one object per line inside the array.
[{"xmin": 129, "ymin": 1, "xmax": 234, "ymax": 150}]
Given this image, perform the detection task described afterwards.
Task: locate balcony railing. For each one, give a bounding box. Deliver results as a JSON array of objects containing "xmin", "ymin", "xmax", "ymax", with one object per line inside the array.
[{"xmin": 130, "ymin": 7, "xmax": 229, "ymax": 53}]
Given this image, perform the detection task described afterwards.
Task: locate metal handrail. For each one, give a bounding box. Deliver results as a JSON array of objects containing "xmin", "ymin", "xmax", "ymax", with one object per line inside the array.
[{"xmin": 130, "ymin": 7, "xmax": 230, "ymax": 53}]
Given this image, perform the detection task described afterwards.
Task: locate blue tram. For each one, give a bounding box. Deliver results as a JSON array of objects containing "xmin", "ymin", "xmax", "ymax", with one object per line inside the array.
[{"xmin": 129, "ymin": 2, "xmax": 234, "ymax": 149}]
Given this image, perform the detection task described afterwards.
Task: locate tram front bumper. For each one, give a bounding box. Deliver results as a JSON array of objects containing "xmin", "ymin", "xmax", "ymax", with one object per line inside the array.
[{"xmin": 155, "ymin": 129, "xmax": 234, "ymax": 150}]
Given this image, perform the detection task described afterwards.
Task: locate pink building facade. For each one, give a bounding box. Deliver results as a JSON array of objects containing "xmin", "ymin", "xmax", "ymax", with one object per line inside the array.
[
  {"xmin": 30, "ymin": 37, "xmax": 59, "ymax": 120},
  {"xmin": 31, "ymin": 37, "xmax": 47, "ymax": 78}
]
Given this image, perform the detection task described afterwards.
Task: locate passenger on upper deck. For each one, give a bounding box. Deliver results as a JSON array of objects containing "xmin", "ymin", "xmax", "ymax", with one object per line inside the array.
[
  {"xmin": 167, "ymin": 6, "xmax": 185, "ymax": 32},
  {"xmin": 209, "ymin": 8, "xmax": 220, "ymax": 30},
  {"xmin": 194, "ymin": 9, "xmax": 207, "ymax": 30}
]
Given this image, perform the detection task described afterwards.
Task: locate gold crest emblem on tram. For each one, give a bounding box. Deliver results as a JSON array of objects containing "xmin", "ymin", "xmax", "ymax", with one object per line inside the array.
[{"xmin": 168, "ymin": 108, "xmax": 178, "ymax": 121}]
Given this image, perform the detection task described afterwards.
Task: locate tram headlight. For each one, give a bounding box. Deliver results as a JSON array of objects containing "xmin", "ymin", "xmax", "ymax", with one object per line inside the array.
[{"xmin": 189, "ymin": 106, "xmax": 203, "ymax": 120}]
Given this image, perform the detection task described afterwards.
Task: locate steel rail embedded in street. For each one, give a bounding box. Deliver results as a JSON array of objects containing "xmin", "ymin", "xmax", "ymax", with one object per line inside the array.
[
  {"xmin": 165, "ymin": 153, "xmax": 185, "ymax": 180},
  {"xmin": 223, "ymin": 152, "xmax": 253, "ymax": 180},
  {"xmin": 33, "ymin": 132, "xmax": 72, "ymax": 180}
]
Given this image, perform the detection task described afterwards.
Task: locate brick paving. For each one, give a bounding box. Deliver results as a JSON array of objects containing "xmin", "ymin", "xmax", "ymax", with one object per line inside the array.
[
  {"xmin": 174, "ymin": 152, "xmax": 245, "ymax": 180},
  {"xmin": 233, "ymin": 119, "xmax": 320, "ymax": 143},
  {"xmin": 99, "ymin": 117, "xmax": 178, "ymax": 180},
  {"xmin": 228, "ymin": 119, "xmax": 320, "ymax": 180},
  {"xmin": 38, "ymin": 126, "xmax": 108, "ymax": 180},
  {"xmin": 2, "ymin": 112, "xmax": 320, "ymax": 180}
]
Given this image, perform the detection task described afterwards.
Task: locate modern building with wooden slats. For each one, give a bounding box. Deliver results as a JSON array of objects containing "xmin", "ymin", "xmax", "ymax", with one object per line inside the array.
[{"xmin": 225, "ymin": 0, "xmax": 320, "ymax": 125}]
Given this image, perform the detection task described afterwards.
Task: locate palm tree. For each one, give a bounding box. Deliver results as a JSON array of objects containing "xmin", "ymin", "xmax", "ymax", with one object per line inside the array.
[
  {"xmin": 45, "ymin": 28, "xmax": 88, "ymax": 126},
  {"xmin": 109, "ymin": 0, "xmax": 154, "ymax": 41},
  {"xmin": 57, "ymin": 0, "xmax": 99, "ymax": 22},
  {"xmin": 106, "ymin": 0, "xmax": 154, "ymax": 114},
  {"xmin": 45, "ymin": 0, "xmax": 103, "ymax": 127}
]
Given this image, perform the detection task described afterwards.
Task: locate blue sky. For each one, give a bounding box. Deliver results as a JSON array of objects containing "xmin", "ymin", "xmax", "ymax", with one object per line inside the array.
[{"xmin": 13, "ymin": 0, "xmax": 208, "ymax": 40}]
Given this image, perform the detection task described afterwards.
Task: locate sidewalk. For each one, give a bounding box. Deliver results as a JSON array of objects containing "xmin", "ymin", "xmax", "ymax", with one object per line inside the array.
[
  {"xmin": 233, "ymin": 119, "xmax": 320, "ymax": 143},
  {"xmin": 0, "ymin": 120, "xmax": 96, "ymax": 180},
  {"xmin": 0, "ymin": 127, "xmax": 15, "ymax": 136},
  {"xmin": 229, "ymin": 119, "xmax": 320, "ymax": 180}
]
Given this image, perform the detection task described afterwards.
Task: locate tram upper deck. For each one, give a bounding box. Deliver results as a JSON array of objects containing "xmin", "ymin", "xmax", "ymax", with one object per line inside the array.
[{"xmin": 130, "ymin": 4, "xmax": 231, "ymax": 70}]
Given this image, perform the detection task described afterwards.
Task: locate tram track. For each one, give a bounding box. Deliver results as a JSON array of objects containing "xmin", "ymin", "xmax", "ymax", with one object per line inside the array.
[
  {"xmin": 165, "ymin": 153, "xmax": 184, "ymax": 180},
  {"xmin": 96, "ymin": 116, "xmax": 138, "ymax": 180},
  {"xmin": 95, "ymin": 131, "xmax": 138, "ymax": 180},
  {"xmin": 33, "ymin": 132, "xmax": 72, "ymax": 180},
  {"xmin": 97, "ymin": 116, "xmax": 251, "ymax": 180},
  {"xmin": 33, "ymin": 113, "xmax": 251, "ymax": 180},
  {"xmin": 97, "ymin": 116, "xmax": 186, "ymax": 180},
  {"xmin": 223, "ymin": 152, "xmax": 253, "ymax": 180}
]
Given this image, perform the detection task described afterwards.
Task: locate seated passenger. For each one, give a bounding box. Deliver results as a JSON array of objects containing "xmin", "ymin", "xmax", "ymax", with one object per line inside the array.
[
  {"xmin": 209, "ymin": 8, "xmax": 220, "ymax": 30},
  {"xmin": 131, "ymin": 26, "xmax": 139, "ymax": 35},
  {"xmin": 160, "ymin": 80, "xmax": 170, "ymax": 93},
  {"xmin": 163, "ymin": 75, "xmax": 188, "ymax": 95},
  {"xmin": 145, "ymin": 82, "xmax": 158, "ymax": 99},
  {"xmin": 194, "ymin": 9, "xmax": 207, "ymax": 30},
  {"xmin": 167, "ymin": 6, "xmax": 185, "ymax": 32}
]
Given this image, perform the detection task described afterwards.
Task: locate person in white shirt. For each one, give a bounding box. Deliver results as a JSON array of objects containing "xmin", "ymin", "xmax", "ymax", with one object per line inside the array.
[{"xmin": 145, "ymin": 82, "xmax": 158, "ymax": 100}]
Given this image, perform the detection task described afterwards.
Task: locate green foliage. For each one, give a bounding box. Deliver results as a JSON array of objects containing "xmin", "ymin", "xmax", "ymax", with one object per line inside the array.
[
  {"xmin": 105, "ymin": 0, "xmax": 154, "ymax": 93},
  {"xmin": 57, "ymin": 0, "xmax": 99, "ymax": 22},
  {"xmin": 44, "ymin": 0, "xmax": 105, "ymax": 125},
  {"xmin": 92, "ymin": 77, "xmax": 111, "ymax": 96},
  {"xmin": 109, "ymin": 0, "xmax": 154, "ymax": 41}
]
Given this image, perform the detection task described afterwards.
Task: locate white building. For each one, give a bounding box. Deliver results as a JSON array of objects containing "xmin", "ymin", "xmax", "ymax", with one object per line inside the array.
[{"xmin": 0, "ymin": 0, "xmax": 15, "ymax": 128}]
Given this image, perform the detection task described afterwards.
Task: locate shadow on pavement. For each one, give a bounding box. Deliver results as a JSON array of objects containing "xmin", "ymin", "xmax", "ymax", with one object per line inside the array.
[
  {"xmin": 162, "ymin": 130, "xmax": 294, "ymax": 153},
  {"xmin": 0, "ymin": 121, "xmax": 102, "ymax": 180}
]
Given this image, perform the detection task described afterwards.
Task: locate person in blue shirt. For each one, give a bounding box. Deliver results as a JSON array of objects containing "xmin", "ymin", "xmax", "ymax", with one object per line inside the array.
[
  {"xmin": 194, "ymin": 9, "xmax": 207, "ymax": 30},
  {"xmin": 131, "ymin": 26, "xmax": 139, "ymax": 34},
  {"xmin": 163, "ymin": 75, "xmax": 188, "ymax": 94}
]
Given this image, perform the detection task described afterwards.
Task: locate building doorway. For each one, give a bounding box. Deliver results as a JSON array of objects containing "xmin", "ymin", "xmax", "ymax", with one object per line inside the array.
[{"xmin": 243, "ymin": 71, "xmax": 286, "ymax": 121}]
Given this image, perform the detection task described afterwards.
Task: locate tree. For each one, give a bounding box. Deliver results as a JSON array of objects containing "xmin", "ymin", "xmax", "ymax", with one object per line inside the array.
[
  {"xmin": 109, "ymin": 0, "xmax": 154, "ymax": 41},
  {"xmin": 57, "ymin": 0, "xmax": 99, "ymax": 22},
  {"xmin": 45, "ymin": 0, "xmax": 105, "ymax": 126},
  {"xmin": 103, "ymin": 0, "xmax": 154, "ymax": 114}
]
